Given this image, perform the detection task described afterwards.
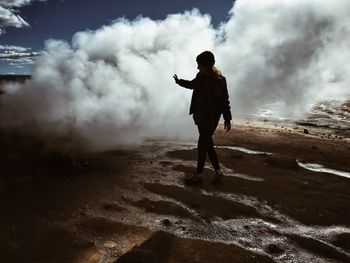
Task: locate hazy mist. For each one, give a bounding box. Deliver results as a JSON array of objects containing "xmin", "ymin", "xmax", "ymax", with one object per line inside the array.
[{"xmin": 1, "ymin": 0, "xmax": 349, "ymax": 150}]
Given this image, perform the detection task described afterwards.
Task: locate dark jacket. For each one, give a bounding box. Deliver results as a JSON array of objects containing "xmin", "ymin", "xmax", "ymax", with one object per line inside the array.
[{"xmin": 177, "ymin": 72, "xmax": 232, "ymax": 125}]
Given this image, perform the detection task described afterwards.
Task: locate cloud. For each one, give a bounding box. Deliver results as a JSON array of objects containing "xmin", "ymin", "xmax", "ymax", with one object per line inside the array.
[
  {"xmin": 0, "ymin": 45, "xmax": 40, "ymax": 68},
  {"xmin": 0, "ymin": 0, "xmax": 46, "ymax": 8},
  {"xmin": 0, "ymin": 44, "xmax": 30, "ymax": 52},
  {"xmin": 1, "ymin": 0, "xmax": 34, "ymax": 7},
  {"xmin": 0, "ymin": 0, "xmax": 45, "ymax": 33},
  {"xmin": 1, "ymin": 0, "xmax": 350, "ymax": 150},
  {"xmin": 0, "ymin": 5, "xmax": 29, "ymax": 28}
]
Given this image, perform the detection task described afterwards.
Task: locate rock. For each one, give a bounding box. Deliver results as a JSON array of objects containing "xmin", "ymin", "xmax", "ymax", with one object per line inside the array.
[
  {"xmin": 303, "ymin": 129, "xmax": 309, "ymax": 134},
  {"xmin": 311, "ymin": 146, "xmax": 317, "ymax": 150},
  {"xmin": 266, "ymin": 243, "xmax": 284, "ymax": 255},
  {"xmin": 79, "ymin": 211, "xmax": 86, "ymax": 216},
  {"xmin": 265, "ymin": 154, "xmax": 298, "ymax": 169},
  {"xmin": 161, "ymin": 219, "xmax": 172, "ymax": 227},
  {"xmin": 103, "ymin": 241, "xmax": 118, "ymax": 248}
]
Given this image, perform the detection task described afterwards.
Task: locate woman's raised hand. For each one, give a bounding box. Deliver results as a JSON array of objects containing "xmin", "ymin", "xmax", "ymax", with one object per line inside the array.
[{"xmin": 173, "ymin": 74, "xmax": 179, "ymax": 84}]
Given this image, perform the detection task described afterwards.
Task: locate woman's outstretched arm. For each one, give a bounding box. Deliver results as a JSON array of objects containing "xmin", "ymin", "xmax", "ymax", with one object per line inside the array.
[{"xmin": 173, "ymin": 74, "xmax": 196, "ymax": 90}]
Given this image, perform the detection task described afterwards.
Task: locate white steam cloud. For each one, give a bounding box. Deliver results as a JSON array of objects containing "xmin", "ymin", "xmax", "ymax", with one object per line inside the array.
[
  {"xmin": 218, "ymin": 0, "xmax": 350, "ymax": 117},
  {"xmin": 1, "ymin": 0, "xmax": 349, "ymax": 150}
]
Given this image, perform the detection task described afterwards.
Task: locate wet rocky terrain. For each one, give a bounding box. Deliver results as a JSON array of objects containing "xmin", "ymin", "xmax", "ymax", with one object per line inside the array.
[{"xmin": 0, "ymin": 119, "xmax": 350, "ymax": 263}]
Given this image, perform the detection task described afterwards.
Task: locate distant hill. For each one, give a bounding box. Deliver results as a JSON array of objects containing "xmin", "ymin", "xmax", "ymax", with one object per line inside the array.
[{"xmin": 0, "ymin": 74, "xmax": 31, "ymax": 83}]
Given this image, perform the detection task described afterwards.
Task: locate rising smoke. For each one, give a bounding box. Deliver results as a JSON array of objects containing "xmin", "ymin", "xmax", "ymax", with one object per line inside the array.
[{"xmin": 1, "ymin": 0, "xmax": 349, "ymax": 150}]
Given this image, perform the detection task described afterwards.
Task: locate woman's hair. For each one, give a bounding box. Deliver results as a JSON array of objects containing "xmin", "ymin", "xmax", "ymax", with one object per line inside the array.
[
  {"xmin": 212, "ymin": 66, "xmax": 222, "ymax": 77},
  {"xmin": 196, "ymin": 51, "xmax": 222, "ymax": 77}
]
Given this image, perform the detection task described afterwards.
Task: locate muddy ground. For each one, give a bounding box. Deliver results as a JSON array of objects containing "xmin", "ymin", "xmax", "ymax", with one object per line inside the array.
[{"xmin": 0, "ymin": 120, "xmax": 350, "ymax": 263}]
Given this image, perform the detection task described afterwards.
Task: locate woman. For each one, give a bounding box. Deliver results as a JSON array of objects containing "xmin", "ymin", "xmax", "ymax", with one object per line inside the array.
[{"xmin": 173, "ymin": 51, "xmax": 232, "ymax": 185}]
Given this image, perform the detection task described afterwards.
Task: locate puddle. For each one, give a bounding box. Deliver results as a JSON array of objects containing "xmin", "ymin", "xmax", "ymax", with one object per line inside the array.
[
  {"xmin": 217, "ymin": 146, "xmax": 272, "ymax": 155},
  {"xmin": 223, "ymin": 171, "xmax": 264, "ymax": 182},
  {"xmin": 219, "ymin": 144, "xmax": 350, "ymax": 180},
  {"xmin": 297, "ymin": 161, "xmax": 350, "ymax": 179}
]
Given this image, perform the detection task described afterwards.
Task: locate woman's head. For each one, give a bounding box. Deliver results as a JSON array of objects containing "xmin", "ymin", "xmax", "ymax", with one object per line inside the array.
[
  {"xmin": 196, "ymin": 51, "xmax": 221, "ymax": 76},
  {"xmin": 196, "ymin": 51, "xmax": 215, "ymax": 70}
]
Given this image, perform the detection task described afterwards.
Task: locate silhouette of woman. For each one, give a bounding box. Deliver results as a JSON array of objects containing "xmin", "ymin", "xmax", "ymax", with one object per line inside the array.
[{"xmin": 173, "ymin": 51, "xmax": 232, "ymax": 185}]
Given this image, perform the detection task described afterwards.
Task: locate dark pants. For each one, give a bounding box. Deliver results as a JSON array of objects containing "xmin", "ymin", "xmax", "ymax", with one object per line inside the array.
[{"xmin": 196, "ymin": 122, "xmax": 220, "ymax": 173}]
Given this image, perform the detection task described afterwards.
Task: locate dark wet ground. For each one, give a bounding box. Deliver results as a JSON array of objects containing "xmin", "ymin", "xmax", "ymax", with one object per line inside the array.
[
  {"xmin": 1, "ymin": 122, "xmax": 350, "ymax": 263},
  {"xmin": 116, "ymin": 141, "xmax": 350, "ymax": 263}
]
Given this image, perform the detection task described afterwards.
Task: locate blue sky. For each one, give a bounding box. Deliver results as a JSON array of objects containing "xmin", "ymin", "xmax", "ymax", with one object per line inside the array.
[{"xmin": 0, "ymin": 0, "xmax": 234, "ymax": 74}]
